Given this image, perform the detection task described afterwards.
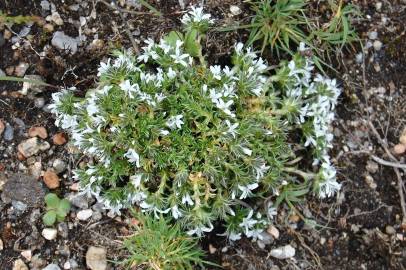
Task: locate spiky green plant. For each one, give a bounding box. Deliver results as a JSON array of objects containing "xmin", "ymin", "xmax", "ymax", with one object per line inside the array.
[
  {"xmin": 50, "ymin": 6, "xmax": 341, "ymax": 241},
  {"xmin": 121, "ymin": 212, "xmax": 212, "ymax": 270}
]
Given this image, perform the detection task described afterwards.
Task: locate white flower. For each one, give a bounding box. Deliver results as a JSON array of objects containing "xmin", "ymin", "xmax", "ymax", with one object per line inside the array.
[
  {"xmin": 241, "ymin": 146, "xmax": 252, "ymax": 156},
  {"xmin": 215, "ymin": 99, "xmax": 235, "ymax": 117},
  {"xmin": 318, "ymin": 162, "xmax": 341, "ymax": 198},
  {"xmin": 254, "ymin": 162, "xmax": 270, "ymax": 180},
  {"xmin": 119, "ymin": 80, "xmax": 139, "ymax": 98},
  {"xmin": 239, "ymin": 210, "xmax": 257, "ymax": 234},
  {"xmin": 210, "ymin": 65, "xmax": 222, "ymax": 80},
  {"xmin": 267, "ymin": 203, "xmax": 278, "ymax": 219},
  {"xmin": 228, "ymin": 231, "xmax": 242, "ymax": 241},
  {"xmin": 60, "ymin": 115, "xmax": 78, "ymax": 130},
  {"xmin": 124, "ymin": 149, "xmax": 141, "ymax": 168},
  {"xmin": 167, "ymin": 67, "xmax": 177, "ymax": 79},
  {"xmin": 170, "ymin": 40, "xmax": 189, "ymax": 67},
  {"xmin": 130, "ymin": 174, "xmax": 143, "ymax": 187},
  {"xmin": 223, "ymin": 120, "xmax": 239, "ymax": 138},
  {"xmin": 181, "ymin": 6, "xmax": 214, "ymax": 25},
  {"xmin": 186, "ymin": 222, "xmax": 214, "ymax": 236},
  {"xmin": 160, "ymin": 129, "xmax": 170, "ymax": 136},
  {"xmin": 97, "ymin": 58, "xmax": 111, "ymax": 76},
  {"xmin": 181, "ymin": 194, "xmax": 194, "ymax": 206},
  {"xmin": 235, "ymin": 42, "xmax": 244, "ymax": 55},
  {"xmin": 238, "ymin": 182, "xmax": 259, "ymax": 199},
  {"xmin": 166, "ymin": 115, "xmax": 184, "ymax": 130},
  {"xmin": 171, "ymin": 205, "xmax": 183, "ymax": 219}
]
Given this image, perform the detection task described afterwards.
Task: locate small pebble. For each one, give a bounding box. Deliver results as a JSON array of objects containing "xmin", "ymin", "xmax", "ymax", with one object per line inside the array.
[
  {"xmin": 34, "ymin": 97, "xmax": 46, "ymax": 108},
  {"xmin": 86, "ymin": 246, "xmax": 107, "ymax": 270},
  {"xmin": 28, "ymin": 126, "xmax": 48, "ymax": 139},
  {"xmin": 373, "ymin": 40, "xmax": 382, "ymax": 51},
  {"xmin": 77, "ymin": 209, "xmax": 93, "ymax": 221},
  {"xmin": 4, "ymin": 123, "xmax": 14, "ymax": 141},
  {"xmin": 13, "ymin": 259, "xmax": 28, "ymax": 270},
  {"xmin": 368, "ymin": 31, "xmax": 378, "ymax": 40},
  {"xmin": 267, "ymin": 225, "xmax": 280, "ymax": 239},
  {"xmin": 53, "ymin": 132, "xmax": 68, "ymax": 145},
  {"xmin": 394, "ymin": 144, "xmax": 406, "ymax": 155},
  {"xmin": 0, "ymin": 119, "xmax": 5, "ymax": 137},
  {"xmin": 230, "ymin": 5, "xmax": 242, "ymax": 16},
  {"xmin": 269, "ymin": 245, "xmax": 296, "ymax": 259},
  {"xmin": 53, "ymin": 159, "xmax": 67, "ymax": 174},
  {"xmin": 385, "ymin": 225, "xmax": 396, "ymax": 235},
  {"xmin": 43, "ymin": 170, "xmax": 60, "ymax": 189},
  {"xmin": 209, "ymin": 244, "xmax": 217, "ymax": 254},
  {"xmin": 42, "ymin": 228, "xmax": 58, "ymax": 240}
]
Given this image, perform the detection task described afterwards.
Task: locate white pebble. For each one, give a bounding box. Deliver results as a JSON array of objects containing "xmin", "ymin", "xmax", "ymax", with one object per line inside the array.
[
  {"xmin": 42, "ymin": 228, "xmax": 58, "ymax": 240},
  {"xmin": 77, "ymin": 209, "xmax": 93, "ymax": 221}
]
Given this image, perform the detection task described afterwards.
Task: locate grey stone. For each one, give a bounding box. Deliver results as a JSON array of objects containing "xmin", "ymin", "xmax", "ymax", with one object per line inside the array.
[
  {"xmin": 69, "ymin": 193, "xmax": 89, "ymax": 209},
  {"xmin": 0, "ymin": 68, "xmax": 5, "ymax": 76},
  {"xmin": 57, "ymin": 222, "xmax": 69, "ymax": 238},
  {"xmin": 86, "ymin": 246, "xmax": 107, "ymax": 270},
  {"xmin": 53, "ymin": 159, "xmax": 67, "ymax": 174},
  {"xmin": 12, "ymin": 200, "xmax": 28, "ymax": 212},
  {"xmin": 4, "ymin": 123, "xmax": 14, "ymax": 141},
  {"xmin": 42, "ymin": 264, "xmax": 61, "ymax": 270},
  {"xmin": 18, "ymin": 137, "xmax": 50, "ymax": 158},
  {"xmin": 34, "ymin": 97, "xmax": 46, "ymax": 108},
  {"xmin": 1, "ymin": 173, "xmax": 45, "ymax": 207},
  {"xmin": 40, "ymin": 0, "xmax": 51, "ymax": 10},
  {"xmin": 51, "ymin": 31, "xmax": 79, "ymax": 54},
  {"xmin": 368, "ymin": 31, "xmax": 378, "ymax": 40}
]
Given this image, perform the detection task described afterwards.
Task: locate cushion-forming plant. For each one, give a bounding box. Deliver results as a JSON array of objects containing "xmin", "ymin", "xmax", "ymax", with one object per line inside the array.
[{"xmin": 51, "ymin": 6, "xmax": 341, "ymax": 240}]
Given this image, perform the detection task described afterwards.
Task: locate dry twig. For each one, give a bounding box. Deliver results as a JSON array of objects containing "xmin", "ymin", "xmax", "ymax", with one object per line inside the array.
[{"xmin": 368, "ymin": 121, "xmax": 406, "ymax": 223}]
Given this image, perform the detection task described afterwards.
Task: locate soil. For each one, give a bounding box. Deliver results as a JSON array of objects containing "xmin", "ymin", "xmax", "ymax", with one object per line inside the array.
[{"xmin": 1, "ymin": 0, "xmax": 405, "ymax": 269}]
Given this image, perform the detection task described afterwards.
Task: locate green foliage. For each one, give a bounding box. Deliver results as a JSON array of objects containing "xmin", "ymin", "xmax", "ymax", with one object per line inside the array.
[
  {"xmin": 42, "ymin": 193, "xmax": 71, "ymax": 226},
  {"xmin": 121, "ymin": 212, "xmax": 212, "ymax": 270},
  {"xmin": 50, "ymin": 6, "xmax": 341, "ymax": 240},
  {"xmin": 0, "ymin": 10, "xmax": 37, "ymax": 25},
  {"xmin": 220, "ymin": 0, "xmax": 359, "ymax": 70}
]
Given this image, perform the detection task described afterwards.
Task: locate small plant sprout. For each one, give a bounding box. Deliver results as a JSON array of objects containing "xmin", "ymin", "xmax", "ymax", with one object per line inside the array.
[
  {"xmin": 42, "ymin": 193, "xmax": 71, "ymax": 226},
  {"xmin": 51, "ymin": 6, "xmax": 341, "ymax": 241},
  {"xmin": 121, "ymin": 212, "xmax": 213, "ymax": 270}
]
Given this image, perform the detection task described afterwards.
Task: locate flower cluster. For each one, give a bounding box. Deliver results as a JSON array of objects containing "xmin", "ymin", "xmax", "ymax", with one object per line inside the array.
[{"xmin": 51, "ymin": 7, "xmax": 341, "ymax": 240}]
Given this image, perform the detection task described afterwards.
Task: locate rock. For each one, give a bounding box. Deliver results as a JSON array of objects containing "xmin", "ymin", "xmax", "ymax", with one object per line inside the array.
[
  {"xmin": 31, "ymin": 254, "xmax": 46, "ymax": 269},
  {"xmin": 394, "ymin": 144, "xmax": 406, "ymax": 155},
  {"xmin": 86, "ymin": 246, "xmax": 107, "ymax": 270},
  {"xmin": 4, "ymin": 29, "xmax": 12, "ymax": 40},
  {"xmin": 4, "ymin": 123, "xmax": 14, "ymax": 141},
  {"xmin": 21, "ymin": 249, "xmax": 32, "ymax": 261},
  {"xmin": 43, "ymin": 170, "xmax": 60, "ymax": 189},
  {"xmin": 69, "ymin": 193, "xmax": 89, "ymax": 209},
  {"xmin": 15, "ymin": 62, "xmax": 29, "ymax": 77},
  {"xmin": 53, "ymin": 159, "xmax": 67, "ymax": 174},
  {"xmin": 18, "ymin": 137, "xmax": 50, "ymax": 158},
  {"xmin": 267, "ymin": 225, "xmax": 280, "ymax": 239},
  {"xmin": 366, "ymin": 161, "xmax": 379, "ymax": 174},
  {"xmin": 34, "ymin": 97, "xmax": 46, "ymax": 108},
  {"xmin": 0, "ymin": 68, "xmax": 5, "ymax": 76},
  {"xmin": 77, "ymin": 209, "xmax": 93, "ymax": 221},
  {"xmin": 209, "ymin": 244, "xmax": 217, "ymax": 254},
  {"xmin": 12, "ymin": 200, "xmax": 28, "ymax": 212},
  {"xmin": 51, "ymin": 12, "xmax": 64, "ymax": 25},
  {"xmin": 269, "ymin": 245, "xmax": 296, "ymax": 259},
  {"xmin": 20, "ymin": 75, "xmax": 46, "ymax": 95},
  {"xmin": 0, "ymin": 238, "xmax": 3, "ymax": 250},
  {"xmin": 58, "ymin": 222, "xmax": 69, "ymax": 238},
  {"xmin": 368, "ymin": 31, "xmax": 378, "ymax": 40},
  {"xmin": 13, "ymin": 259, "xmax": 29, "ymax": 270},
  {"xmin": 230, "ymin": 5, "xmax": 242, "ymax": 16},
  {"xmin": 42, "ymin": 228, "xmax": 57, "ymax": 240},
  {"xmin": 43, "ymin": 23, "xmax": 55, "ymax": 33},
  {"xmin": 43, "ymin": 264, "xmax": 61, "ymax": 270},
  {"xmin": 29, "ymin": 161, "xmax": 42, "ymax": 179},
  {"xmin": 1, "ymin": 173, "xmax": 45, "ymax": 206},
  {"xmin": 53, "ymin": 132, "xmax": 67, "ymax": 145},
  {"xmin": 40, "ymin": 0, "xmax": 51, "ymax": 10},
  {"xmin": 385, "ymin": 225, "xmax": 396, "ymax": 235},
  {"xmin": 28, "ymin": 126, "xmax": 48, "ymax": 139},
  {"xmin": 364, "ymin": 174, "xmax": 377, "ymax": 189},
  {"xmin": 0, "ymin": 120, "xmax": 5, "ymax": 138},
  {"xmin": 373, "ymin": 40, "xmax": 382, "ymax": 51},
  {"xmin": 51, "ymin": 31, "xmax": 79, "ymax": 54}
]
